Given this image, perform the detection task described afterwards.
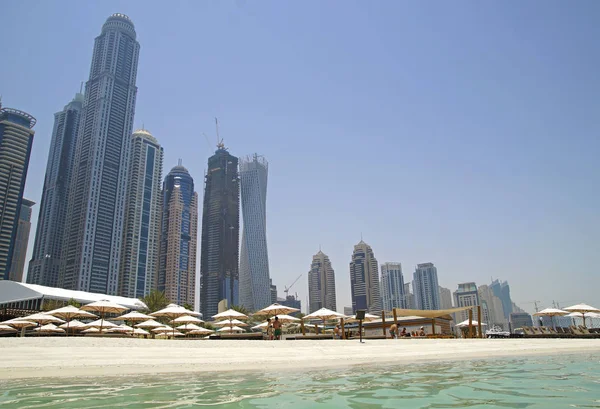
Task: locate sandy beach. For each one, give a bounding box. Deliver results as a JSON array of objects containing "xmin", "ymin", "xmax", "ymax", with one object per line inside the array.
[{"xmin": 1, "ymin": 337, "xmax": 599, "ymax": 380}]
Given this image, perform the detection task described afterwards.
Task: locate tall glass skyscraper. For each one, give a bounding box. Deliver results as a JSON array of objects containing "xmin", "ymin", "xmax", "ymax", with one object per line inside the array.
[
  {"xmin": 239, "ymin": 154, "xmax": 271, "ymax": 311},
  {"xmin": 308, "ymin": 250, "xmax": 337, "ymax": 313},
  {"xmin": 413, "ymin": 262, "xmax": 440, "ymax": 310},
  {"xmin": 28, "ymin": 93, "xmax": 83, "ymax": 287},
  {"xmin": 200, "ymin": 143, "xmax": 239, "ymax": 317},
  {"xmin": 490, "ymin": 279, "xmax": 513, "ymax": 319},
  {"xmin": 119, "ymin": 129, "xmax": 163, "ymax": 299},
  {"xmin": 60, "ymin": 14, "xmax": 140, "ymax": 294},
  {"xmin": 159, "ymin": 163, "xmax": 198, "ymax": 306},
  {"xmin": 0, "ymin": 104, "xmax": 35, "ymax": 280},
  {"xmin": 380, "ymin": 262, "xmax": 405, "ymax": 311},
  {"xmin": 8, "ymin": 199, "xmax": 35, "ymax": 282},
  {"xmin": 349, "ymin": 241, "xmax": 381, "ymax": 314}
]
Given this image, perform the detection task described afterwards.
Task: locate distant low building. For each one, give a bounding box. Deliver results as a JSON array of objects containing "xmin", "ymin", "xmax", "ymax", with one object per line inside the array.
[
  {"xmin": 281, "ymin": 295, "xmax": 301, "ymax": 314},
  {"xmin": 510, "ymin": 312, "xmax": 533, "ymax": 331},
  {"xmin": 344, "ymin": 306, "xmax": 353, "ymax": 316}
]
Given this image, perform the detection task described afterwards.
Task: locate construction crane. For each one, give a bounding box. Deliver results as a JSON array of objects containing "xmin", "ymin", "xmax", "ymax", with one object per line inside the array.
[{"xmin": 284, "ymin": 274, "xmax": 302, "ymax": 298}]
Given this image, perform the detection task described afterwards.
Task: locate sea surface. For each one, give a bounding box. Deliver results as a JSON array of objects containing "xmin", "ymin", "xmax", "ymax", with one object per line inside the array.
[{"xmin": 1, "ymin": 353, "xmax": 599, "ymax": 408}]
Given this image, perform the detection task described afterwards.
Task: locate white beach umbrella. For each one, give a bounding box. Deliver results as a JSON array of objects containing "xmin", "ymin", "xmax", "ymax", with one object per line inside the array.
[
  {"xmin": 188, "ymin": 327, "xmax": 214, "ymax": 336},
  {"xmin": 81, "ymin": 300, "xmax": 128, "ymax": 332},
  {"xmin": 533, "ymin": 308, "xmax": 569, "ymax": 328},
  {"xmin": 21, "ymin": 313, "xmax": 65, "ymax": 325},
  {"xmin": 304, "ymin": 308, "xmax": 347, "ymax": 321},
  {"xmin": 252, "ymin": 322, "xmax": 269, "ymax": 330},
  {"xmin": 564, "ymin": 304, "xmax": 600, "ymax": 327},
  {"xmin": 254, "ymin": 303, "xmax": 300, "ymax": 317},
  {"xmin": 0, "ymin": 324, "xmax": 17, "ymax": 333},
  {"xmin": 133, "ymin": 328, "xmax": 150, "ymax": 336},
  {"xmin": 270, "ymin": 314, "xmax": 300, "ymax": 323},
  {"xmin": 345, "ymin": 313, "xmax": 380, "ymax": 322},
  {"xmin": 217, "ymin": 325, "xmax": 244, "ymax": 333},
  {"xmin": 176, "ymin": 323, "xmax": 202, "ymax": 331},
  {"xmin": 109, "ymin": 324, "xmax": 134, "ymax": 333},
  {"xmin": 2, "ymin": 320, "xmax": 37, "ymax": 337},
  {"xmin": 114, "ymin": 311, "xmax": 154, "ymax": 322},
  {"xmin": 58, "ymin": 320, "xmax": 87, "ymax": 331},
  {"xmin": 455, "ymin": 320, "xmax": 487, "ymax": 328},
  {"xmin": 212, "ymin": 309, "xmax": 249, "ymax": 332},
  {"xmin": 151, "ymin": 304, "xmax": 201, "ymax": 338},
  {"xmin": 81, "ymin": 327, "xmax": 102, "ymax": 334},
  {"xmin": 152, "ymin": 326, "xmax": 174, "ymax": 333},
  {"xmin": 84, "ymin": 319, "xmax": 118, "ymax": 329},
  {"xmin": 171, "ymin": 315, "xmax": 204, "ymax": 324},
  {"xmin": 213, "ymin": 319, "xmax": 248, "ymax": 327},
  {"xmin": 135, "ymin": 319, "xmax": 165, "ymax": 329},
  {"xmin": 46, "ymin": 306, "xmax": 97, "ymax": 335},
  {"xmin": 34, "ymin": 323, "xmax": 65, "ymax": 334}
]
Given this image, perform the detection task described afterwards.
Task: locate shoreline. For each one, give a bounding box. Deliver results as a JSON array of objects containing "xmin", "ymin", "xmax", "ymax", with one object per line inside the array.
[{"xmin": 1, "ymin": 337, "xmax": 599, "ymax": 380}]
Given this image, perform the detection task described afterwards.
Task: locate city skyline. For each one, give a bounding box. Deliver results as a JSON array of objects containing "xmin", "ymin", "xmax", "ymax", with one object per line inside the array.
[{"xmin": 2, "ymin": 3, "xmax": 598, "ymax": 313}]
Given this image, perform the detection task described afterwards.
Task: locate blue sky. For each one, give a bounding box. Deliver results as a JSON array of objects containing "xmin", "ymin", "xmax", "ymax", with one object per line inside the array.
[{"xmin": 2, "ymin": 1, "xmax": 599, "ymax": 313}]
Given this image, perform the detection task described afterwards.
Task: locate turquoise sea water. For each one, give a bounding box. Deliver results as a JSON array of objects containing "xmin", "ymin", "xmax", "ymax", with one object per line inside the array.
[{"xmin": 1, "ymin": 354, "xmax": 599, "ymax": 408}]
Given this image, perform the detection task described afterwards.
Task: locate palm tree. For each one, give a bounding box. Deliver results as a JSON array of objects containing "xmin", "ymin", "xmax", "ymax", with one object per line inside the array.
[
  {"xmin": 183, "ymin": 303, "xmax": 194, "ymax": 312},
  {"xmin": 140, "ymin": 290, "xmax": 170, "ymax": 313},
  {"xmin": 231, "ymin": 305, "xmax": 250, "ymax": 315}
]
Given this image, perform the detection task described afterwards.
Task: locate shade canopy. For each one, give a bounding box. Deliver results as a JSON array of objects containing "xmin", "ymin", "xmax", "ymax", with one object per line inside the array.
[
  {"xmin": 213, "ymin": 319, "xmax": 248, "ymax": 327},
  {"xmin": 456, "ymin": 320, "xmax": 487, "ymax": 328},
  {"xmin": 34, "ymin": 323, "xmax": 65, "ymax": 333},
  {"xmin": 176, "ymin": 323, "xmax": 203, "ymax": 331},
  {"xmin": 171, "ymin": 315, "xmax": 204, "ymax": 324},
  {"xmin": 304, "ymin": 308, "xmax": 347, "ymax": 321},
  {"xmin": 254, "ymin": 303, "xmax": 300, "ymax": 317},
  {"xmin": 217, "ymin": 325, "xmax": 245, "ymax": 332},
  {"xmin": 564, "ymin": 304, "xmax": 600, "ymax": 314},
  {"xmin": 113, "ymin": 311, "xmax": 154, "ymax": 321},
  {"xmin": 0, "ymin": 324, "xmax": 17, "ymax": 332},
  {"xmin": 21, "ymin": 313, "xmax": 65, "ymax": 325},
  {"xmin": 46, "ymin": 305, "xmax": 97, "ymax": 320},
  {"xmin": 151, "ymin": 304, "xmax": 202, "ymax": 319},
  {"xmin": 58, "ymin": 320, "xmax": 87, "ymax": 330},
  {"xmin": 393, "ymin": 307, "xmax": 474, "ymax": 321},
  {"xmin": 84, "ymin": 319, "xmax": 118, "ymax": 329},
  {"xmin": 533, "ymin": 308, "xmax": 569, "ymax": 317},
  {"xmin": 212, "ymin": 309, "xmax": 248, "ymax": 320},
  {"xmin": 81, "ymin": 300, "xmax": 128, "ymax": 315},
  {"xmin": 135, "ymin": 319, "xmax": 166, "ymax": 328},
  {"xmin": 188, "ymin": 328, "xmax": 214, "ymax": 335}
]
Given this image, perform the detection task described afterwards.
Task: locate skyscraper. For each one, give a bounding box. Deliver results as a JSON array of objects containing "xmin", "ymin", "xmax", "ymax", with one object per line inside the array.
[
  {"xmin": 238, "ymin": 154, "xmax": 271, "ymax": 311},
  {"xmin": 454, "ymin": 282, "xmax": 480, "ymax": 322},
  {"xmin": 199, "ymin": 143, "xmax": 239, "ymax": 317},
  {"xmin": 404, "ymin": 282, "xmax": 415, "ymax": 309},
  {"xmin": 438, "ymin": 286, "xmax": 453, "ymax": 310},
  {"xmin": 8, "ymin": 199, "xmax": 35, "ymax": 282},
  {"xmin": 490, "ymin": 279, "xmax": 513, "ymax": 320},
  {"xmin": 270, "ymin": 279, "xmax": 277, "ymax": 304},
  {"xmin": 478, "ymin": 284, "xmax": 507, "ymax": 328},
  {"xmin": 60, "ymin": 14, "xmax": 140, "ymax": 294},
  {"xmin": 0, "ymin": 104, "xmax": 35, "ymax": 279},
  {"xmin": 349, "ymin": 241, "xmax": 381, "ymax": 314},
  {"xmin": 159, "ymin": 163, "xmax": 198, "ymax": 306},
  {"xmin": 380, "ymin": 262, "xmax": 405, "ymax": 311},
  {"xmin": 28, "ymin": 93, "xmax": 83, "ymax": 287},
  {"xmin": 308, "ymin": 250, "xmax": 337, "ymax": 313},
  {"xmin": 119, "ymin": 129, "xmax": 163, "ymax": 298},
  {"xmin": 413, "ymin": 263, "xmax": 440, "ymax": 310}
]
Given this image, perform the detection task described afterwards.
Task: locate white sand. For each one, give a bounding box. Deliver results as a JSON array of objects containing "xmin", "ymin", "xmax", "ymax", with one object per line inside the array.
[{"xmin": 0, "ymin": 337, "xmax": 599, "ymax": 379}]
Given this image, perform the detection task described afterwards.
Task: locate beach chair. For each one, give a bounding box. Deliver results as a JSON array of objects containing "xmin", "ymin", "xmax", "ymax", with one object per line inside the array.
[
  {"xmin": 578, "ymin": 326, "xmax": 591, "ymax": 334},
  {"xmin": 522, "ymin": 326, "xmax": 536, "ymax": 337},
  {"xmin": 532, "ymin": 327, "xmax": 544, "ymax": 336}
]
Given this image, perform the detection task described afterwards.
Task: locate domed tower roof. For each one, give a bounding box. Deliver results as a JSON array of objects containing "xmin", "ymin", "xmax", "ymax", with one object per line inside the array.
[
  {"xmin": 132, "ymin": 128, "xmax": 157, "ymax": 144},
  {"xmin": 102, "ymin": 13, "xmax": 136, "ymax": 38}
]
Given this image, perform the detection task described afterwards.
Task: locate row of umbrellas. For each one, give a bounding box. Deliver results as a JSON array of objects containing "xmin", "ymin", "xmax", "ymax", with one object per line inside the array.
[{"xmin": 533, "ymin": 304, "xmax": 600, "ymax": 327}]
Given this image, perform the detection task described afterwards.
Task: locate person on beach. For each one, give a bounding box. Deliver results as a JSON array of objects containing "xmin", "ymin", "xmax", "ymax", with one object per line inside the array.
[
  {"xmin": 273, "ymin": 316, "xmax": 282, "ymax": 340},
  {"xmin": 334, "ymin": 325, "xmax": 342, "ymax": 339},
  {"xmin": 400, "ymin": 327, "xmax": 407, "ymax": 337},
  {"xmin": 419, "ymin": 326, "xmax": 426, "ymax": 337},
  {"xmin": 389, "ymin": 323, "xmax": 398, "ymax": 339},
  {"xmin": 266, "ymin": 318, "xmax": 274, "ymax": 340}
]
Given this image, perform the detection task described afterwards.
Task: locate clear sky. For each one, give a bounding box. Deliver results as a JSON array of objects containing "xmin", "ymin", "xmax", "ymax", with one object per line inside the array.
[{"xmin": 2, "ymin": 1, "xmax": 599, "ymax": 314}]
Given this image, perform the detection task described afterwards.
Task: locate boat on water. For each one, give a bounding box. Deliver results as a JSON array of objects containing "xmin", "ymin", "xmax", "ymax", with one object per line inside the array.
[{"xmin": 485, "ymin": 325, "xmax": 511, "ymax": 338}]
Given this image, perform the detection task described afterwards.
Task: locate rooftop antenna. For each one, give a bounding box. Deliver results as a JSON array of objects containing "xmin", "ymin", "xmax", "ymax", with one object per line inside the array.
[
  {"xmin": 80, "ymin": 81, "xmax": 84, "ymax": 93},
  {"xmin": 178, "ymin": 158, "xmax": 182, "ymax": 166},
  {"xmin": 215, "ymin": 117, "xmax": 225, "ymax": 149},
  {"xmin": 360, "ymin": 232, "xmax": 363, "ymax": 241},
  {"xmin": 319, "ymin": 244, "xmax": 321, "ymax": 252}
]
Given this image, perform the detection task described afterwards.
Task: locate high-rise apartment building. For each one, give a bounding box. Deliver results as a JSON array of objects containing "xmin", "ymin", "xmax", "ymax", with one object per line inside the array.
[
  {"xmin": 28, "ymin": 93, "xmax": 83, "ymax": 287},
  {"xmin": 158, "ymin": 164, "xmax": 198, "ymax": 306},
  {"xmin": 349, "ymin": 241, "xmax": 381, "ymax": 314},
  {"xmin": 60, "ymin": 14, "xmax": 140, "ymax": 294},
  {"xmin": 510, "ymin": 312, "xmax": 533, "ymax": 330},
  {"xmin": 238, "ymin": 154, "xmax": 271, "ymax": 311},
  {"xmin": 8, "ymin": 199, "xmax": 35, "ymax": 282},
  {"xmin": 380, "ymin": 262, "xmax": 405, "ymax": 311},
  {"xmin": 413, "ymin": 263, "xmax": 440, "ymax": 310},
  {"xmin": 119, "ymin": 129, "xmax": 163, "ymax": 298},
  {"xmin": 454, "ymin": 282, "xmax": 480, "ymax": 322},
  {"xmin": 478, "ymin": 284, "xmax": 507, "ymax": 329},
  {"xmin": 439, "ymin": 286, "xmax": 453, "ymax": 310},
  {"xmin": 490, "ymin": 279, "xmax": 513, "ymax": 320},
  {"xmin": 199, "ymin": 143, "xmax": 239, "ymax": 317},
  {"xmin": 270, "ymin": 279, "xmax": 277, "ymax": 304},
  {"xmin": 0, "ymin": 104, "xmax": 35, "ymax": 279},
  {"xmin": 404, "ymin": 282, "xmax": 415, "ymax": 309},
  {"xmin": 308, "ymin": 250, "xmax": 337, "ymax": 313}
]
